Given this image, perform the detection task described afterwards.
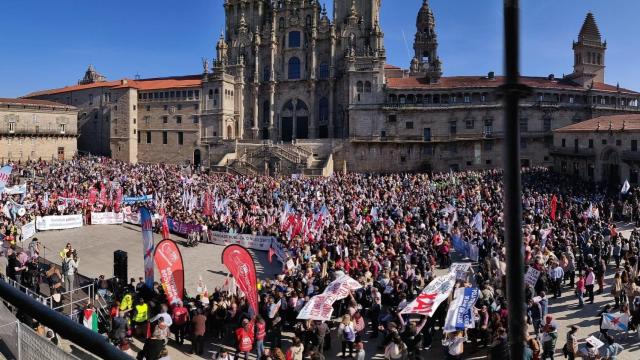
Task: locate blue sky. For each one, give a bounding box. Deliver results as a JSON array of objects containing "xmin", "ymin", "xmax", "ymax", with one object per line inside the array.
[{"xmin": 1, "ymin": 0, "xmax": 639, "ymax": 98}]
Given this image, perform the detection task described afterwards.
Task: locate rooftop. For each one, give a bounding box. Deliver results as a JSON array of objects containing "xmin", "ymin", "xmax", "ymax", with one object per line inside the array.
[
  {"xmin": 24, "ymin": 75, "xmax": 202, "ymax": 98},
  {"xmin": 554, "ymin": 114, "xmax": 640, "ymax": 133},
  {"xmin": 386, "ymin": 75, "xmax": 638, "ymax": 94},
  {"xmin": 0, "ymin": 97, "xmax": 76, "ymax": 109}
]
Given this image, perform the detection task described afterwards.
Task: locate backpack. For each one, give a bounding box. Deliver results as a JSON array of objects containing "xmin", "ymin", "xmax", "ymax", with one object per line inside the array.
[{"xmin": 62, "ymin": 259, "xmax": 70, "ymax": 274}]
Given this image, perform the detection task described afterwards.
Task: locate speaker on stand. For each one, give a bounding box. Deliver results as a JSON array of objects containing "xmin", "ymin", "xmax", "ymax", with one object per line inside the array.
[{"xmin": 113, "ymin": 250, "xmax": 128, "ymax": 284}]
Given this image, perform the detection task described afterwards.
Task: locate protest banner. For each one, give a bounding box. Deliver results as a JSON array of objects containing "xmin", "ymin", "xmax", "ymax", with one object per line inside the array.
[
  {"xmin": 170, "ymin": 220, "xmax": 203, "ymax": 236},
  {"xmin": 140, "ymin": 207, "xmax": 155, "ymax": 288},
  {"xmin": 4, "ymin": 184, "xmax": 27, "ymax": 195},
  {"xmin": 205, "ymin": 231, "xmax": 274, "ymax": 251},
  {"xmin": 525, "ymin": 267, "xmax": 541, "ymax": 287},
  {"xmin": 21, "ymin": 221, "xmax": 36, "ymax": 240},
  {"xmin": 0, "ymin": 165, "xmax": 12, "ymax": 193},
  {"xmin": 450, "ymin": 263, "xmax": 472, "ymax": 280},
  {"xmin": 123, "ymin": 207, "xmax": 140, "ymax": 224},
  {"xmin": 91, "ymin": 212, "xmax": 124, "ymax": 225},
  {"xmin": 222, "ymin": 245, "xmax": 259, "ymax": 316},
  {"xmin": 154, "ymin": 239, "xmax": 184, "ymax": 305},
  {"xmin": 35, "ymin": 214, "xmax": 83, "ymax": 231},
  {"xmin": 444, "ymin": 287, "xmax": 480, "ymax": 333},
  {"xmin": 122, "ymin": 194, "xmax": 154, "ymax": 204},
  {"xmin": 297, "ymin": 275, "xmax": 362, "ymax": 320},
  {"xmin": 401, "ymin": 273, "xmax": 456, "ymax": 317}
]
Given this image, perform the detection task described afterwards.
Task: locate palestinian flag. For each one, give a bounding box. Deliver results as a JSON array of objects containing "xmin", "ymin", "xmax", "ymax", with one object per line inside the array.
[{"xmin": 83, "ymin": 308, "xmax": 98, "ymax": 332}]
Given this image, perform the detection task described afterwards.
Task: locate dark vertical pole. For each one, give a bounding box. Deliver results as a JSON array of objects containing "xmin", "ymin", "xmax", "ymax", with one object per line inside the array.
[{"xmin": 503, "ymin": 0, "xmax": 527, "ymax": 358}]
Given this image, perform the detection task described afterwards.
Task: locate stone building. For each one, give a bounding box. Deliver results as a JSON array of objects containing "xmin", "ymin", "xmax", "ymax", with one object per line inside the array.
[
  {"xmin": 0, "ymin": 98, "xmax": 78, "ymax": 162},
  {"xmin": 23, "ymin": 1, "xmax": 640, "ymax": 175},
  {"xmin": 552, "ymin": 114, "xmax": 640, "ymax": 186}
]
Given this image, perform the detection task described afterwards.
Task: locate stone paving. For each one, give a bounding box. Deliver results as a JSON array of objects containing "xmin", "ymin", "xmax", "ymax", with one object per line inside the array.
[{"xmin": 27, "ymin": 224, "xmax": 640, "ymax": 359}]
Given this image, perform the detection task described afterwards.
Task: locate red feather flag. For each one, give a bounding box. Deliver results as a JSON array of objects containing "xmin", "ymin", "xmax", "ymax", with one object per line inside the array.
[
  {"xmin": 550, "ymin": 195, "xmax": 558, "ymax": 221},
  {"xmin": 222, "ymin": 245, "xmax": 258, "ymax": 316}
]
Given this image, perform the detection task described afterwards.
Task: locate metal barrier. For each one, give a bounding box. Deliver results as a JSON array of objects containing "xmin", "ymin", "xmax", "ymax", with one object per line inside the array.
[
  {"xmin": 51, "ymin": 283, "xmax": 95, "ymax": 316},
  {"xmin": 0, "ymin": 302, "xmax": 81, "ymax": 360},
  {"xmin": 5, "ymin": 278, "xmax": 51, "ymax": 308}
]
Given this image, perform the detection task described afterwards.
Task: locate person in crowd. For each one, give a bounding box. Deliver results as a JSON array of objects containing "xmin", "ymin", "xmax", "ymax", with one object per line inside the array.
[{"xmin": 190, "ymin": 308, "xmax": 207, "ymax": 355}]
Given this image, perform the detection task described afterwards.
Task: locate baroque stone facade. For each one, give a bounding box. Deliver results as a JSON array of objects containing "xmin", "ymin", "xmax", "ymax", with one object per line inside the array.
[
  {"xmin": 0, "ymin": 98, "xmax": 78, "ymax": 162},
  {"xmin": 23, "ymin": 1, "xmax": 640, "ymax": 174}
]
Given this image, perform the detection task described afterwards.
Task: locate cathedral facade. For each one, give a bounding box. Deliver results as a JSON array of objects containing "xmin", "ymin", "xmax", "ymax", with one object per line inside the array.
[{"xmin": 23, "ymin": 1, "xmax": 640, "ymax": 176}]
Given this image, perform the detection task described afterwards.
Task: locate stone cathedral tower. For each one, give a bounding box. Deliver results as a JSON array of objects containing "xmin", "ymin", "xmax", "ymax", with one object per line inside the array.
[
  {"xmin": 568, "ymin": 12, "xmax": 607, "ymax": 87},
  {"xmin": 410, "ymin": 0, "xmax": 442, "ymax": 83}
]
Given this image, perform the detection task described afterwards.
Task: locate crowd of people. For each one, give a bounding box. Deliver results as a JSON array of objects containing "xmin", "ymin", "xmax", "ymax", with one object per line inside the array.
[{"xmin": 2, "ymin": 156, "xmax": 640, "ymax": 359}]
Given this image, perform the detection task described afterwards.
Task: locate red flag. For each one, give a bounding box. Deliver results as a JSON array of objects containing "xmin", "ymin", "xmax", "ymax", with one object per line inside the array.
[
  {"xmin": 203, "ymin": 192, "xmax": 213, "ymax": 216},
  {"xmin": 222, "ymin": 245, "xmax": 258, "ymax": 316},
  {"xmin": 153, "ymin": 239, "xmax": 185, "ymax": 304},
  {"xmin": 160, "ymin": 208, "xmax": 170, "ymax": 240},
  {"xmin": 550, "ymin": 195, "xmax": 558, "ymax": 221},
  {"xmin": 268, "ymin": 246, "xmax": 275, "ymax": 264},
  {"xmin": 114, "ymin": 187, "xmax": 122, "ymax": 212}
]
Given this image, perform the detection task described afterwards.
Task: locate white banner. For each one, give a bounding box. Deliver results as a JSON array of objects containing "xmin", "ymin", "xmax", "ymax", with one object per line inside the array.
[
  {"xmin": 91, "ymin": 212, "xmax": 124, "ymax": 225},
  {"xmin": 525, "ymin": 267, "xmax": 541, "ymax": 287},
  {"xmin": 401, "ymin": 273, "xmax": 456, "ymax": 317},
  {"xmin": 206, "ymin": 231, "xmax": 275, "ymax": 251},
  {"xmin": 123, "ymin": 207, "xmax": 140, "ymax": 224},
  {"xmin": 21, "ymin": 221, "xmax": 36, "ymax": 240},
  {"xmin": 4, "ymin": 184, "xmax": 27, "ymax": 195},
  {"xmin": 298, "ymin": 275, "xmax": 363, "ymax": 320},
  {"xmin": 450, "ymin": 263, "xmax": 472, "ymax": 280},
  {"xmin": 444, "ymin": 287, "xmax": 480, "ymax": 333},
  {"xmin": 35, "ymin": 214, "xmax": 83, "ymax": 231}
]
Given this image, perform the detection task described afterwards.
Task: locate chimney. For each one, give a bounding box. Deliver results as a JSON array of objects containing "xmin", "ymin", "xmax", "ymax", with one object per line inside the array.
[
  {"xmin": 121, "ymin": 79, "xmax": 128, "ymax": 85},
  {"xmin": 488, "ymin": 71, "xmax": 495, "ymax": 80}
]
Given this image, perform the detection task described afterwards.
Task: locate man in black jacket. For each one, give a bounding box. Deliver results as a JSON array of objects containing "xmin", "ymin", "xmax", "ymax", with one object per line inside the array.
[{"xmin": 136, "ymin": 335, "xmax": 164, "ymax": 360}]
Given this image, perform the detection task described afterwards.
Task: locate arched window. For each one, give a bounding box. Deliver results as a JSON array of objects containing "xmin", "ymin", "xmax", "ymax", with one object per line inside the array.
[
  {"xmin": 208, "ymin": 89, "xmax": 213, "ymax": 99},
  {"xmin": 319, "ymin": 62, "xmax": 329, "ymax": 79},
  {"xmin": 306, "ymin": 15, "xmax": 312, "ymax": 28},
  {"xmin": 389, "ymin": 94, "xmax": 397, "ymax": 103},
  {"xmin": 356, "ymin": 81, "xmax": 364, "ymax": 93},
  {"xmin": 319, "ymin": 97, "xmax": 329, "ymax": 123},
  {"xmin": 364, "ymin": 81, "xmax": 372, "ymax": 93},
  {"xmin": 279, "ymin": 17, "xmax": 285, "ymax": 30},
  {"xmin": 263, "ymin": 65, "xmax": 271, "ymax": 82},
  {"xmin": 288, "ymin": 57, "xmax": 301, "ymax": 80},
  {"xmin": 262, "ymin": 101, "xmax": 270, "ymax": 125},
  {"xmin": 288, "ymin": 31, "xmax": 301, "ymax": 48}
]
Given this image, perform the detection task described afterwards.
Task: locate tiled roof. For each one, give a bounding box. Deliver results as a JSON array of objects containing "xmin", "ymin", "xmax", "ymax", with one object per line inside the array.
[
  {"xmin": 554, "ymin": 114, "xmax": 640, "ymax": 133},
  {"xmin": 0, "ymin": 97, "xmax": 76, "ymax": 109},
  {"xmin": 384, "ymin": 64, "xmax": 401, "ymax": 70},
  {"xmin": 386, "ymin": 75, "xmax": 639, "ymax": 94},
  {"xmin": 23, "ymin": 75, "xmax": 202, "ymax": 97},
  {"xmin": 112, "ymin": 75, "xmax": 202, "ymax": 90},
  {"xmin": 23, "ymin": 80, "xmax": 124, "ymax": 97}
]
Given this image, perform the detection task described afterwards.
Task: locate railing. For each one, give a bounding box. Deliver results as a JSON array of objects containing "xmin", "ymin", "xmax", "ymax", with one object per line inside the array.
[
  {"xmin": 0, "ymin": 129, "xmax": 78, "ymax": 136},
  {"xmin": 549, "ymin": 147, "xmax": 596, "ymax": 157},
  {"xmin": 5, "ymin": 278, "xmax": 51, "ymax": 307},
  {"xmin": 350, "ymin": 132, "xmax": 505, "ymax": 142},
  {"xmin": 382, "ymin": 101, "xmax": 500, "ymax": 109}
]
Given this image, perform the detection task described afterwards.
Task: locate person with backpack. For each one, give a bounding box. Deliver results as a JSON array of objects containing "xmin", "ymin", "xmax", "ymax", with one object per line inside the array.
[
  {"xmin": 62, "ymin": 251, "xmax": 78, "ymax": 292},
  {"xmin": 338, "ymin": 314, "xmax": 356, "ymax": 358}
]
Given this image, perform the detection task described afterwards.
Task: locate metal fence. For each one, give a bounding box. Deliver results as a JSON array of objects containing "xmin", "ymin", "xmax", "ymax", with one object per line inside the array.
[{"xmin": 0, "ymin": 302, "xmax": 80, "ymax": 360}]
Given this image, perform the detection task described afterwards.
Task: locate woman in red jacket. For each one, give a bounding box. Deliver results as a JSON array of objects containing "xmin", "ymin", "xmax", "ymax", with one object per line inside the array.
[{"xmin": 235, "ymin": 318, "xmax": 254, "ymax": 360}]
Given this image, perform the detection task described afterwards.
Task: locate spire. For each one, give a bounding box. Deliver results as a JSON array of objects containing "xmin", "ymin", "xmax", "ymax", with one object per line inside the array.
[
  {"xmin": 78, "ymin": 64, "xmax": 106, "ymax": 85},
  {"xmin": 578, "ymin": 12, "xmax": 602, "ymax": 42}
]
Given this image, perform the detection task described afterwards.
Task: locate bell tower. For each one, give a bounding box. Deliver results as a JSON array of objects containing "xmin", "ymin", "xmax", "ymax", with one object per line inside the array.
[
  {"xmin": 569, "ymin": 12, "xmax": 606, "ymax": 87},
  {"xmin": 411, "ymin": 0, "xmax": 442, "ymax": 83}
]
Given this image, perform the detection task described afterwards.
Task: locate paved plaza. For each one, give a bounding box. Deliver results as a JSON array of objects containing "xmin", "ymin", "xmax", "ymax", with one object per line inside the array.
[{"xmin": 22, "ymin": 223, "xmax": 638, "ymax": 359}]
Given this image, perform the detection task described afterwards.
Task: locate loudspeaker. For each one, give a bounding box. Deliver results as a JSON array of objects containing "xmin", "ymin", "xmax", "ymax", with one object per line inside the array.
[{"xmin": 113, "ymin": 250, "xmax": 128, "ymax": 283}]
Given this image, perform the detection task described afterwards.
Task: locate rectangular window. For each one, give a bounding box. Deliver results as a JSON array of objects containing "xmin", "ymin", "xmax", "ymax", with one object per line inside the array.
[
  {"xmin": 178, "ymin": 132, "xmax": 184, "ymax": 145},
  {"xmin": 176, "ymin": 116, "xmax": 182, "ymax": 124},
  {"xmin": 406, "ymin": 121, "xmax": 414, "ymax": 129},
  {"xmin": 569, "ymin": 96, "xmax": 575, "ymax": 104},
  {"xmin": 484, "ymin": 141, "xmax": 493, "ymax": 151},
  {"xmin": 465, "ymin": 119, "xmax": 475, "ymax": 129},
  {"xmin": 187, "ymin": 90, "xmax": 193, "ymax": 99},
  {"xmin": 159, "ymin": 92, "xmax": 164, "ymax": 99},
  {"xmin": 170, "ymin": 91, "xmax": 175, "ymax": 98},
  {"xmin": 289, "ymin": 31, "xmax": 301, "ymax": 48},
  {"xmin": 146, "ymin": 105, "xmax": 150, "ymax": 111},
  {"xmin": 194, "ymin": 90, "xmax": 200, "ymax": 99},
  {"xmin": 162, "ymin": 116, "xmax": 168, "ymax": 124},
  {"xmin": 137, "ymin": 131, "xmax": 141, "ymax": 143},
  {"xmin": 632, "ymin": 169, "xmax": 639, "ymax": 184},
  {"xmin": 449, "ymin": 121, "xmax": 457, "ymax": 135},
  {"xmin": 616, "ymin": 139, "xmax": 622, "ymax": 146},
  {"xmin": 162, "ymin": 131, "xmax": 168, "ymax": 144},
  {"xmin": 519, "ymin": 118, "xmax": 528, "ymax": 132},
  {"xmin": 192, "ymin": 115, "xmax": 199, "ymax": 124},
  {"xmin": 589, "ymin": 139, "xmax": 594, "ymax": 149},
  {"xmin": 164, "ymin": 105, "xmax": 168, "ymax": 111},
  {"xmin": 9, "ymin": 122, "xmax": 16, "ymax": 133},
  {"xmin": 380, "ymin": 130, "xmax": 386, "ymax": 138},
  {"xmin": 388, "ymin": 115, "xmax": 397, "ymax": 122},
  {"xmin": 146, "ymin": 131, "xmax": 151, "ymax": 143},
  {"xmin": 194, "ymin": 104, "xmax": 199, "ymax": 110},
  {"xmin": 632, "ymin": 140, "xmax": 638, "ymax": 151},
  {"xmin": 464, "ymin": 95, "xmax": 470, "ymax": 103},
  {"xmin": 521, "ymin": 138, "xmax": 527, "ymax": 149},
  {"xmin": 543, "ymin": 117, "xmax": 551, "ymax": 132},
  {"xmin": 423, "ymin": 128, "xmax": 431, "ymax": 142},
  {"xmin": 602, "ymin": 139, "xmax": 607, "ymax": 145},
  {"xmin": 562, "ymin": 138, "xmax": 566, "ymax": 147},
  {"xmin": 59, "ymin": 124, "xmax": 66, "ymax": 134},
  {"xmin": 133, "ymin": 105, "xmax": 136, "ymax": 110},
  {"xmin": 177, "ymin": 104, "xmax": 182, "ymax": 110}
]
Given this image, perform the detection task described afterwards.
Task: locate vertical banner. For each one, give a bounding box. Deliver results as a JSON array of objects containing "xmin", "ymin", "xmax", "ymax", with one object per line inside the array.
[
  {"xmin": 222, "ymin": 245, "xmax": 258, "ymax": 316},
  {"xmin": 444, "ymin": 287, "xmax": 480, "ymax": 333},
  {"xmin": 140, "ymin": 207, "xmax": 155, "ymax": 288},
  {"xmin": 154, "ymin": 239, "xmax": 185, "ymax": 304}
]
